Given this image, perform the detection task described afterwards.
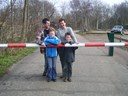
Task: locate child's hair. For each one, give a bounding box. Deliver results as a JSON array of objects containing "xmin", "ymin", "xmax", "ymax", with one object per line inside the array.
[
  {"xmin": 49, "ymin": 27, "xmax": 56, "ymax": 33},
  {"xmin": 65, "ymin": 32, "xmax": 72, "ymax": 38}
]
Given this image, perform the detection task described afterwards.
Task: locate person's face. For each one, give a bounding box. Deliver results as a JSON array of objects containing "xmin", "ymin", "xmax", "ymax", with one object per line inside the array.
[
  {"xmin": 49, "ymin": 31, "xmax": 55, "ymax": 37},
  {"xmin": 43, "ymin": 21, "xmax": 50, "ymax": 29},
  {"xmin": 65, "ymin": 35, "xmax": 72, "ymax": 42},
  {"xmin": 60, "ymin": 20, "xmax": 66, "ymax": 28}
]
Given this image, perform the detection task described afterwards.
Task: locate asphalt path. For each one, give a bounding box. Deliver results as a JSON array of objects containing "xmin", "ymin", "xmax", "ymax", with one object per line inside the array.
[{"xmin": 0, "ymin": 34, "xmax": 128, "ymax": 96}]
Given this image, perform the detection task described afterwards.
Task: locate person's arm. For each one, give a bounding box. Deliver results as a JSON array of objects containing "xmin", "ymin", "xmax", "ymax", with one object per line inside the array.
[
  {"xmin": 56, "ymin": 29, "xmax": 61, "ymax": 38},
  {"xmin": 35, "ymin": 30, "xmax": 44, "ymax": 45},
  {"xmin": 43, "ymin": 37, "xmax": 50, "ymax": 45},
  {"xmin": 69, "ymin": 27, "xmax": 78, "ymax": 43},
  {"xmin": 45, "ymin": 37, "xmax": 60, "ymax": 45}
]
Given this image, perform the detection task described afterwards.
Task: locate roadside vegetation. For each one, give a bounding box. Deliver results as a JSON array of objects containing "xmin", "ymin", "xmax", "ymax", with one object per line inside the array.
[
  {"xmin": 0, "ymin": 48, "xmax": 35, "ymax": 77},
  {"xmin": 77, "ymin": 31, "xmax": 107, "ymax": 36}
]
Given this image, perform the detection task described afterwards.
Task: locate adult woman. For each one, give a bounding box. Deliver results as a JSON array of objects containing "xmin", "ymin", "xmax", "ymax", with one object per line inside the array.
[{"xmin": 57, "ymin": 18, "xmax": 78, "ymax": 78}]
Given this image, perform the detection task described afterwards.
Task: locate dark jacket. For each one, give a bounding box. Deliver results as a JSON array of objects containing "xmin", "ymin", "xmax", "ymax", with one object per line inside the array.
[{"xmin": 62, "ymin": 41, "xmax": 78, "ymax": 63}]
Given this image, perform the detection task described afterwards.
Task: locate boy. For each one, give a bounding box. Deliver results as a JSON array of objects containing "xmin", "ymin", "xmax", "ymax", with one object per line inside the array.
[
  {"xmin": 62, "ymin": 32, "xmax": 78, "ymax": 82},
  {"xmin": 43, "ymin": 27, "xmax": 60, "ymax": 82}
]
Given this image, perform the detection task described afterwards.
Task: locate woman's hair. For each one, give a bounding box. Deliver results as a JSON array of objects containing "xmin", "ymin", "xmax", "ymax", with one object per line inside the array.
[{"xmin": 59, "ymin": 18, "xmax": 66, "ymax": 23}]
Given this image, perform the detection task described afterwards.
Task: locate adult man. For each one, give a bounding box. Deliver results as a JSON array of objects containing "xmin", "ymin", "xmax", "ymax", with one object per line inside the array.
[{"xmin": 36, "ymin": 18, "xmax": 50, "ymax": 76}]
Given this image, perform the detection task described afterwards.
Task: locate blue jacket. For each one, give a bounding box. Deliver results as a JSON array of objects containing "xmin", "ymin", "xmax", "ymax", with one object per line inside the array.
[{"xmin": 43, "ymin": 36, "xmax": 60, "ymax": 57}]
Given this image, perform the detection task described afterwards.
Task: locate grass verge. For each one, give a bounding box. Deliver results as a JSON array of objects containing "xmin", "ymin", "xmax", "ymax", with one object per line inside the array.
[
  {"xmin": 0, "ymin": 48, "xmax": 36, "ymax": 77},
  {"xmin": 76, "ymin": 31, "xmax": 107, "ymax": 36}
]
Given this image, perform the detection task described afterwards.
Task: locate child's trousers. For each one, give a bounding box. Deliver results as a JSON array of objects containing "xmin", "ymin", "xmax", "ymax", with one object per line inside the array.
[
  {"xmin": 63, "ymin": 62, "xmax": 72, "ymax": 78},
  {"xmin": 47, "ymin": 57, "xmax": 57, "ymax": 80}
]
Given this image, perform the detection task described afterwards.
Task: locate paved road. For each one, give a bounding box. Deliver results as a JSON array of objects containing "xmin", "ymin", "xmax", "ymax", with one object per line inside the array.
[{"xmin": 0, "ymin": 34, "xmax": 128, "ymax": 96}]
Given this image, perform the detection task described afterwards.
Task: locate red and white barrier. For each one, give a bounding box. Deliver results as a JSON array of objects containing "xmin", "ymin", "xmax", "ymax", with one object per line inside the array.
[{"xmin": 0, "ymin": 42, "xmax": 128, "ymax": 48}]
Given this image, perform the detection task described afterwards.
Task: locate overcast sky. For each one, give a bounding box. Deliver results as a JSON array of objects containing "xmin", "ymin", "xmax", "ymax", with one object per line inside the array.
[
  {"xmin": 54, "ymin": 0, "xmax": 125, "ymax": 6},
  {"xmin": 51, "ymin": 0, "xmax": 125, "ymax": 14},
  {"xmin": 101, "ymin": 0, "xmax": 125, "ymax": 5}
]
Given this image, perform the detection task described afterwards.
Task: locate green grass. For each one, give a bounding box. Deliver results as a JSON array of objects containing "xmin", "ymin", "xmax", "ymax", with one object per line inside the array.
[
  {"xmin": 0, "ymin": 48, "xmax": 35, "ymax": 77},
  {"xmin": 76, "ymin": 31, "xmax": 86, "ymax": 35},
  {"xmin": 76, "ymin": 31, "xmax": 107, "ymax": 36}
]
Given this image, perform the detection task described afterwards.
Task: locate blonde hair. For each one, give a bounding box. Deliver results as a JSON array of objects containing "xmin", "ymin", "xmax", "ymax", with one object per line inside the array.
[{"xmin": 49, "ymin": 27, "xmax": 56, "ymax": 33}]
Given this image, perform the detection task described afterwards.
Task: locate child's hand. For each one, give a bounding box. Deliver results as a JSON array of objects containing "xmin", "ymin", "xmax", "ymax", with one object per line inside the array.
[
  {"xmin": 59, "ymin": 40, "xmax": 61, "ymax": 44},
  {"xmin": 41, "ymin": 43, "xmax": 46, "ymax": 47},
  {"xmin": 69, "ymin": 41, "xmax": 72, "ymax": 45}
]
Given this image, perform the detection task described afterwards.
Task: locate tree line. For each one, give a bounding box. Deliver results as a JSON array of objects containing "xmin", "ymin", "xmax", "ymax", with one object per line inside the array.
[
  {"xmin": 0, "ymin": 0, "xmax": 128, "ymax": 54},
  {"xmin": 63, "ymin": 0, "xmax": 128, "ymax": 31}
]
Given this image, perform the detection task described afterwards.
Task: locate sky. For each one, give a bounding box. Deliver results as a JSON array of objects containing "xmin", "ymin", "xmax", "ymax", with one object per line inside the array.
[
  {"xmin": 51, "ymin": 0, "xmax": 125, "ymax": 14},
  {"xmin": 55, "ymin": 0, "xmax": 125, "ymax": 6},
  {"xmin": 101, "ymin": 0, "xmax": 125, "ymax": 5}
]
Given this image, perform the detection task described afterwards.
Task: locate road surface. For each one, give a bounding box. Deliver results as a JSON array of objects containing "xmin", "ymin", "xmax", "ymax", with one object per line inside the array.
[{"xmin": 0, "ymin": 34, "xmax": 128, "ymax": 96}]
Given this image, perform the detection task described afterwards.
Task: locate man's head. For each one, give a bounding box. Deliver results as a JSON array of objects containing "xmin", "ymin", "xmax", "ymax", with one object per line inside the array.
[
  {"xmin": 59, "ymin": 18, "xmax": 66, "ymax": 29},
  {"xmin": 65, "ymin": 32, "xmax": 72, "ymax": 42},
  {"xmin": 42, "ymin": 18, "xmax": 50, "ymax": 29}
]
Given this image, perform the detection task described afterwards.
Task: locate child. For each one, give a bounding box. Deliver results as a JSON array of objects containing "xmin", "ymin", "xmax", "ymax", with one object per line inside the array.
[
  {"xmin": 62, "ymin": 32, "xmax": 78, "ymax": 82},
  {"xmin": 43, "ymin": 27, "xmax": 60, "ymax": 82}
]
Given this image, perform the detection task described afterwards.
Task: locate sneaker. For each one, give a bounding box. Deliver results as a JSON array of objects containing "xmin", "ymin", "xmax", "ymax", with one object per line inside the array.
[
  {"xmin": 63, "ymin": 77, "xmax": 67, "ymax": 82},
  {"xmin": 60, "ymin": 75, "xmax": 63, "ymax": 79},
  {"xmin": 42, "ymin": 72, "xmax": 46, "ymax": 76},
  {"xmin": 47, "ymin": 79, "xmax": 51, "ymax": 82},
  {"xmin": 53, "ymin": 79, "xmax": 56, "ymax": 82},
  {"xmin": 67, "ymin": 78, "xmax": 72, "ymax": 82}
]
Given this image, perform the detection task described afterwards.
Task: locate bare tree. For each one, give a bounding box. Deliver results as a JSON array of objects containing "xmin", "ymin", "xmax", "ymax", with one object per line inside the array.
[
  {"xmin": 21, "ymin": 0, "xmax": 29, "ymax": 42},
  {"xmin": 69, "ymin": 0, "xmax": 81, "ymax": 29}
]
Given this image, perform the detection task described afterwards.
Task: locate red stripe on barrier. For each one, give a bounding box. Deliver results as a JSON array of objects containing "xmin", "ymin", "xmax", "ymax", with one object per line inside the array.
[
  {"xmin": 8, "ymin": 44, "xmax": 26, "ymax": 48},
  {"xmin": 125, "ymin": 42, "xmax": 128, "ymax": 46},
  {"xmin": 47, "ymin": 43, "xmax": 65, "ymax": 48},
  {"xmin": 57, "ymin": 43, "xmax": 65, "ymax": 47},
  {"xmin": 85, "ymin": 43, "xmax": 105, "ymax": 47}
]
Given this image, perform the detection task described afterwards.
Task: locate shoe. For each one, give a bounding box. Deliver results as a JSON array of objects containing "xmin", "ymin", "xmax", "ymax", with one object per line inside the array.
[
  {"xmin": 63, "ymin": 77, "xmax": 67, "ymax": 82},
  {"xmin": 53, "ymin": 79, "xmax": 56, "ymax": 82},
  {"xmin": 60, "ymin": 75, "xmax": 63, "ymax": 79},
  {"xmin": 47, "ymin": 79, "xmax": 51, "ymax": 82},
  {"xmin": 42, "ymin": 72, "xmax": 46, "ymax": 76},
  {"xmin": 67, "ymin": 78, "xmax": 72, "ymax": 82}
]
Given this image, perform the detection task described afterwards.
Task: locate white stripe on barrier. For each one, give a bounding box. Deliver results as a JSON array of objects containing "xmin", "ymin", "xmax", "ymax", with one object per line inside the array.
[
  {"xmin": 105, "ymin": 43, "xmax": 125, "ymax": 47},
  {"xmin": 65, "ymin": 43, "xmax": 85, "ymax": 47},
  {"xmin": 26, "ymin": 43, "xmax": 40, "ymax": 47},
  {"xmin": 0, "ymin": 44, "xmax": 8, "ymax": 48}
]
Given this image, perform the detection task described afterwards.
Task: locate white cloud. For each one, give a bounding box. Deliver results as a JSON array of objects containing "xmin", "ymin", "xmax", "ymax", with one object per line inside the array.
[{"xmin": 101, "ymin": 0, "xmax": 125, "ymax": 6}]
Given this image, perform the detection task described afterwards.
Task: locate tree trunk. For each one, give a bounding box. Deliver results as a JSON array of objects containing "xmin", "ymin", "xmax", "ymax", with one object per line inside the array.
[
  {"xmin": 21, "ymin": 0, "xmax": 29, "ymax": 42},
  {"xmin": 96, "ymin": 18, "xmax": 99, "ymax": 30}
]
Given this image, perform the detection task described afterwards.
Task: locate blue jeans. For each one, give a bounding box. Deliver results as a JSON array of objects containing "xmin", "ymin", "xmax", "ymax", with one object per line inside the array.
[
  {"xmin": 44, "ymin": 53, "xmax": 48, "ymax": 73},
  {"xmin": 47, "ymin": 57, "xmax": 57, "ymax": 80}
]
